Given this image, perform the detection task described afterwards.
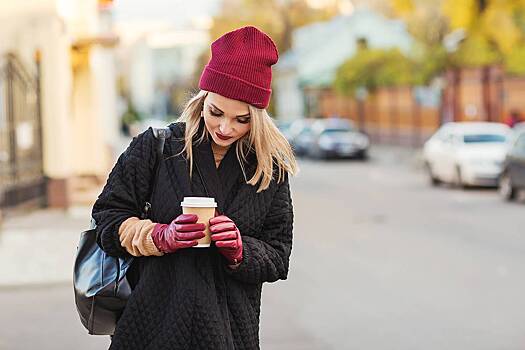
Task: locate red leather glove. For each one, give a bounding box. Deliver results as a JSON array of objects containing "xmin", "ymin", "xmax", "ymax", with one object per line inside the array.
[
  {"xmin": 209, "ymin": 215, "xmax": 243, "ymax": 265},
  {"xmin": 151, "ymin": 214, "xmax": 205, "ymax": 253}
]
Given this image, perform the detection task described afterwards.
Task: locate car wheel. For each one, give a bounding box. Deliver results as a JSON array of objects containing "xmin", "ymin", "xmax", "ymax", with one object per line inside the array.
[
  {"xmin": 499, "ymin": 172, "xmax": 516, "ymax": 201},
  {"xmin": 425, "ymin": 162, "xmax": 441, "ymax": 186},
  {"xmin": 307, "ymin": 148, "xmax": 318, "ymax": 160},
  {"xmin": 356, "ymin": 150, "xmax": 368, "ymax": 160},
  {"xmin": 311, "ymin": 147, "xmax": 326, "ymax": 160},
  {"xmin": 454, "ymin": 166, "xmax": 466, "ymax": 189}
]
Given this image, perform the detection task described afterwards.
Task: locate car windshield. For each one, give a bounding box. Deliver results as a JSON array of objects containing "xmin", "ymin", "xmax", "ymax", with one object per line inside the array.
[
  {"xmin": 463, "ymin": 134, "xmax": 507, "ymax": 143},
  {"xmin": 321, "ymin": 128, "xmax": 352, "ymax": 135},
  {"xmin": 277, "ymin": 122, "xmax": 292, "ymax": 131},
  {"xmin": 299, "ymin": 127, "xmax": 313, "ymax": 135}
]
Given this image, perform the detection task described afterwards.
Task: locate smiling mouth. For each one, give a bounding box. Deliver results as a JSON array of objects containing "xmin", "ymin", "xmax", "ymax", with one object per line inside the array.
[{"xmin": 216, "ymin": 132, "xmax": 233, "ymax": 141}]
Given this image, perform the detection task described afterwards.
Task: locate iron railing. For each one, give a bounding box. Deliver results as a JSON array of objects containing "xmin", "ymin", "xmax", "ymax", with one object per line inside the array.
[{"xmin": 0, "ymin": 53, "xmax": 45, "ymax": 209}]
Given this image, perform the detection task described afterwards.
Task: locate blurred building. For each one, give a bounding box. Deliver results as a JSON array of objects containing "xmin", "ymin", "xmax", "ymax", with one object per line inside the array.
[
  {"xmin": 0, "ymin": 0, "xmax": 119, "ymax": 214},
  {"xmin": 116, "ymin": 24, "xmax": 210, "ymax": 119},
  {"xmin": 274, "ymin": 9, "xmax": 413, "ymax": 121}
]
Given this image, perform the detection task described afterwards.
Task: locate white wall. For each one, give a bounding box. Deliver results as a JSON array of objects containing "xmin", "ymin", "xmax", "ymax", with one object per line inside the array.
[
  {"xmin": 38, "ymin": 17, "xmax": 74, "ymax": 179},
  {"xmin": 150, "ymin": 29, "xmax": 209, "ymax": 85},
  {"xmin": 0, "ymin": 13, "xmax": 74, "ymax": 179},
  {"xmin": 0, "ymin": 1, "xmax": 120, "ymax": 179},
  {"xmin": 69, "ymin": 1, "xmax": 120, "ymax": 175},
  {"xmin": 90, "ymin": 46, "xmax": 119, "ymax": 163},
  {"xmin": 275, "ymin": 69, "xmax": 304, "ymax": 121},
  {"xmin": 129, "ymin": 38, "xmax": 155, "ymax": 115}
]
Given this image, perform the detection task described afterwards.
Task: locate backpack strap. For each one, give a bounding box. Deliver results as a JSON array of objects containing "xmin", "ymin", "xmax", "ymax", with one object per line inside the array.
[
  {"xmin": 151, "ymin": 127, "xmax": 172, "ymax": 156},
  {"xmin": 140, "ymin": 127, "xmax": 172, "ymax": 219}
]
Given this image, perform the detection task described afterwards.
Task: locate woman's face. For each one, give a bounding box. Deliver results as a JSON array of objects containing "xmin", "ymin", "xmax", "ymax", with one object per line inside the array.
[{"xmin": 202, "ymin": 92, "xmax": 251, "ymax": 148}]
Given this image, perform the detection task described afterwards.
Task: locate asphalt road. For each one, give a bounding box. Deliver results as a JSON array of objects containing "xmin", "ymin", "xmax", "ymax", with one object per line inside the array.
[
  {"xmin": 1, "ymin": 148, "xmax": 524, "ymax": 349},
  {"xmin": 263, "ymin": 151, "xmax": 525, "ymax": 350}
]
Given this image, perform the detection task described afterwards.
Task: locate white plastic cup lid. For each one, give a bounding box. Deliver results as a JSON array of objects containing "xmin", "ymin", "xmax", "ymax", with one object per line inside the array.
[{"xmin": 181, "ymin": 197, "xmax": 217, "ymax": 208}]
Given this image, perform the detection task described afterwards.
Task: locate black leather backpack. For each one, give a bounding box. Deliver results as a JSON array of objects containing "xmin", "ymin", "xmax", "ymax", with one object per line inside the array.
[{"xmin": 73, "ymin": 127, "xmax": 171, "ymax": 335}]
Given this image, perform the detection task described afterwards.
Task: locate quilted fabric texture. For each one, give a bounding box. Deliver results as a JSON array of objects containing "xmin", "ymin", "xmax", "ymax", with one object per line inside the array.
[{"xmin": 91, "ymin": 121, "xmax": 294, "ymax": 349}]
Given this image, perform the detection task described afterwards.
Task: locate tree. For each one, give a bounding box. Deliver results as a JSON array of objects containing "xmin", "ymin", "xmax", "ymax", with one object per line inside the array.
[
  {"xmin": 388, "ymin": 0, "xmax": 525, "ymax": 72},
  {"xmin": 383, "ymin": 0, "xmax": 450, "ymax": 82},
  {"xmin": 209, "ymin": 0, "xmax": 341, "ymax": 54},
  {"xmin": 451, "ymin": 32, "xmax": 500, "ymax": 67},
  {"xmin": 334, "ymin": 48, "xmax": 415, "ymax": 96},
  {"xmin": 504, "ymin": 44, "xmax": 525, "ymax": 76}
]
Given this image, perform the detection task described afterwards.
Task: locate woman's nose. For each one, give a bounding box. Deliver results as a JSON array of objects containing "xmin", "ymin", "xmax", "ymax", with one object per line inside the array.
[{"xmin": 219, "ymin": 121, "xmax": 232, "ymax": 135}]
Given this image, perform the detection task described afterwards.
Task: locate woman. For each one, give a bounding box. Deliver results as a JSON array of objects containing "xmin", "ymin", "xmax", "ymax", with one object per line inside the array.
[{"xmin": 92, "ymin": 26, "xmax": 298, "ymax": 349}]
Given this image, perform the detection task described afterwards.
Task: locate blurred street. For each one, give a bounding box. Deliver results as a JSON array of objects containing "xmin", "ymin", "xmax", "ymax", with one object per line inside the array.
[
  {"xmin": 1, "ymin": 147, "xmax": 524, "ymax": 349},
  {"xmin": 268, "ymin": 149, "xmax": 525, "ymax": 350},
  {"xmin": 3, "ymin": 1, "xmax": 525, "ymax": 349}
]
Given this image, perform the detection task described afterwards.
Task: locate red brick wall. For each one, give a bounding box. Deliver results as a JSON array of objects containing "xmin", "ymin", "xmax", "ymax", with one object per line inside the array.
[
  {"xmin": 316, "ymin": 87, "xmax": 440, "ymax": 146},
  {"xmin": 313, "ymin": 66, "xmax": 525, "ymax": 146}
]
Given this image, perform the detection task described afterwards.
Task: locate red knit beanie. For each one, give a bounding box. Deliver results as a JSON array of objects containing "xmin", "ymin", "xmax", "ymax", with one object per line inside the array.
[{"xmin": 198, "ymin": 26, "xmax": 279, "ymax": 109}]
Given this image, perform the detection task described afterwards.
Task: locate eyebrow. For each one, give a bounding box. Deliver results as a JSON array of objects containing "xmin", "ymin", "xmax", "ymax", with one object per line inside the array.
[{"xmin": 210, "ymin": 103, "xmax": 251, "ymax": 118}]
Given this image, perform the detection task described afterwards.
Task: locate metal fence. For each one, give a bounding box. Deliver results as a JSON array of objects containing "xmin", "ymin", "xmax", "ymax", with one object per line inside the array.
[{"xmin": 0, "ymin": 53, "xmax": 45, "ymax": 210}]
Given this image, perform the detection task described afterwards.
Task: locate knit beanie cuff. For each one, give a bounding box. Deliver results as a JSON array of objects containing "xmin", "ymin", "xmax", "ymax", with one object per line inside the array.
[{"xmin": 199, "ymin": 65, "xmax": 272, "ymax": 109}]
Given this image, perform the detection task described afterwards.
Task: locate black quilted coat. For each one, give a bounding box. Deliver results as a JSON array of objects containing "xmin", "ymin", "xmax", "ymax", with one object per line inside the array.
[{"xmin": 91, "ymin": 120, "xmax": 294, "ymax": 350}]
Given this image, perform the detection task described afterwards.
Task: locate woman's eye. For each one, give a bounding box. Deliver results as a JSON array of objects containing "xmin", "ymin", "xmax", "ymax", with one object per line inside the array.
[
  {"xmin": 238, "ymin": 119, "xmax": 250, "ymax": 124},
  {"xmin": 210, "ymin": 110, "xmax": 222, "ymax": 117}
]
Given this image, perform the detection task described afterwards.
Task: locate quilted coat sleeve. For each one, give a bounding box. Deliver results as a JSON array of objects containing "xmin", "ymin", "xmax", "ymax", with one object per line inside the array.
[
  {"xmin": 226, "ymin": 173, "xmax": 294, "ymax": 284},
  {"xmin": 91, "ymin": 128, "xmax": 159, "ymax": 258}
]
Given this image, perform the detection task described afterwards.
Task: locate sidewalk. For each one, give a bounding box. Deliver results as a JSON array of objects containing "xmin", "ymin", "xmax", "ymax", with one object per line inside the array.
[
  {"xmin": 0, "ymin": 206, "xmax": 91, "ymax": 287},
  {"xmin": 0, "ymin": 143, "xmax": 423, "ymax": 288},
  {"xmin": 0, "ymin": 207, "xmax": 329, "ymax": 350},
  {"xmin": 369, "ymin": 144, "xmax": 424, "ymax": 169}
]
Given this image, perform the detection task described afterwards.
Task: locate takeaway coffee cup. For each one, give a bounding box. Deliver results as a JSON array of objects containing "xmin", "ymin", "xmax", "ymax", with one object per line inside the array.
[{"xmin": 180, "ymin": 197, "xmax": 217, "ymax": 248}]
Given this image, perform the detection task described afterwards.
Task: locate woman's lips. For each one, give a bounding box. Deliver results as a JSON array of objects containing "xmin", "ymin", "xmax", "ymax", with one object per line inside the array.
[{"xmin": 216, "ymin": 132, "xmax": 233, "ymax": 141}]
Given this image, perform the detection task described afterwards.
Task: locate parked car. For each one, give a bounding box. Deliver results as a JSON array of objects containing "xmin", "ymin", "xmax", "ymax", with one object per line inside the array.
[
  {"xmin": 513, "ymin": 122, "xmax": 525, "ymax": 130},
  {"xmin": 306, "ymin": 118, "xmax": 370, "ymax": 160},
  {"xmin": 285, "ymin": 118, "xmax": 317, "ymax": 157},
  {"xmin": 292, "ymin": 122, "xmax": 316, "ymax": 157},
  {"xmin": 275, "ymin": 120, "xmax": 293, "ymax": 139},
  {"xmin": 499, "ymin": 127, "xmax": 525, "ymax": 200},
  {"xmin": 423, "ymin": 122, "xmax": 512, "ymax": 187}
]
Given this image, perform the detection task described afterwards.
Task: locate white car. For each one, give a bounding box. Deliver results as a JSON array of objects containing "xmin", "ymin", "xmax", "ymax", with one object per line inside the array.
[{"xmin": 423, "ymin": 122, "xmax": 512, "ymax": 187}]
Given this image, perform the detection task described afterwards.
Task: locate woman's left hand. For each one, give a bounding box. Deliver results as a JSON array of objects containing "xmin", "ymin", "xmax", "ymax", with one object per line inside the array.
[{"xmin": 209, "ymin": 215, "xmax": 243, "ymax": 265}]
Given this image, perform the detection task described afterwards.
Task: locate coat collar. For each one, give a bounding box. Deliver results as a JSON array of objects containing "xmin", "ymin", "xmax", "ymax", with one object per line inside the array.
[{"xmin": 168, "ymin": 120, "xmax": 255, "ymax": 214}]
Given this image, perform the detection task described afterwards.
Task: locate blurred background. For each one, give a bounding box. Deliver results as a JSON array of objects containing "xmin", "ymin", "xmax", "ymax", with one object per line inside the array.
[{"xmin": 1, "ymin": 0, "xmax": 525, "ymax": 349}]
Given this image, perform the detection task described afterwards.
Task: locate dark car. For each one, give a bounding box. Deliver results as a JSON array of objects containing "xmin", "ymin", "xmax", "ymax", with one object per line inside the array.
[
  {"xmin": 306, "ymin": 118, "xmax": 370, "ymax": 160},
  {"xmin": 275, "ymin": 120, "xmax": 293, "ymax": 139},
  {"xmin": 285, "ymin": 118, "xmax": 317, "ymax": 157},
  {"xmin": 499, "ymin": 128, "xmax": 525, "ymax": 200}
]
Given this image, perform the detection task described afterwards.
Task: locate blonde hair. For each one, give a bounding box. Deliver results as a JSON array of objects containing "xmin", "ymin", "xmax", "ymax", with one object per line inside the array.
[{"xmin": 175, "ymin": 90, "xmax": 299, "ymax": 193}]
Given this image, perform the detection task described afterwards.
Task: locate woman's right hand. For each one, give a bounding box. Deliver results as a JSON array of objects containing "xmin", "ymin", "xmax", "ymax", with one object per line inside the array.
[{"xmin": 151, "ymin": 214, "xmax": 205, "ymax": 253}]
